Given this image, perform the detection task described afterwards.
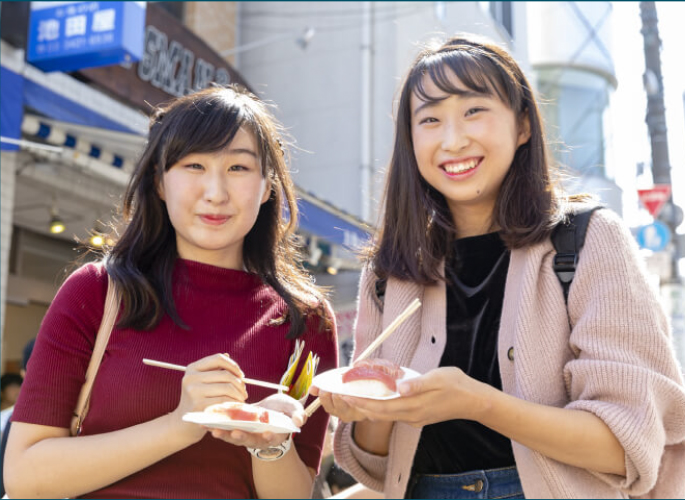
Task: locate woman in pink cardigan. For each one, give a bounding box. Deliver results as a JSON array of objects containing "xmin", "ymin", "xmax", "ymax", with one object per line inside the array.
[{"xmin": 312, "ymin": 34, "xmax": 685, "ymax": 498}]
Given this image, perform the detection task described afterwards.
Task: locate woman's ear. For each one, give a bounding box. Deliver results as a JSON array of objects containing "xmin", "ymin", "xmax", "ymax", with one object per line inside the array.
[
  {"xmin": 156, "ymin": 173, "xmax": 166, "ymax": 201},
  {"xmin": 517, "ymin": 112, "xmax": 531, "ymax": 147},
  {"xmin": 260, "ymin": 177, "xmax": 272, "ymax": 205}
]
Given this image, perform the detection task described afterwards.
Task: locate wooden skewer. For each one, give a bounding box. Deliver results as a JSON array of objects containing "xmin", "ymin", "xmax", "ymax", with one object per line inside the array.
[
  {"xmin": 142, "ymin": 358, "xmax": 290, "ymax": 392},
  {"xmin": 304, "ymin": 298, "xmax": 422, "ymax": 417},
  {"xmin": 142, "ymin": 359, "xmax": 186, "ymax": 372}
]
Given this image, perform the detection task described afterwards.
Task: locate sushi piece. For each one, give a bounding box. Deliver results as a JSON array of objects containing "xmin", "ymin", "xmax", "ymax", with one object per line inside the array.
[
  {"xmin": 205, "ymin": 402, "xmax": 270, "ymax": 423},
  {"xmin": 341, "ymin": 359, "xmax": 405, "ymax": 397}
]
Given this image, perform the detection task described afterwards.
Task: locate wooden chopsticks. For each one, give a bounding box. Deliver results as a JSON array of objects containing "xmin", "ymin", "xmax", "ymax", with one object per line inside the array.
[
  {"xmin": 142, "ymin": 358, "xmax": 290, "ymax": 392},
  {"xmin": 304, "ymin": 298, "xmax": 422, "ymax": 417}
]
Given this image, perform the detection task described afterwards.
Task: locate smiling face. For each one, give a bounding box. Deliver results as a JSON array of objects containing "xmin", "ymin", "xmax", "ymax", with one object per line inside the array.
[
  {"xmin": 158, "ymin": 127, "xmax": 271, "ymax": 269},
  {"xmin": 410, "ymin": 68, "xmax": 530, "ymax": 234}
]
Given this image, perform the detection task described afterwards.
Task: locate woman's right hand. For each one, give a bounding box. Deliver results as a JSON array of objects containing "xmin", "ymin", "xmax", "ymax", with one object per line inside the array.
[
  {"xmin": 309, "ymin": 386, "xmax": 368, "ymax": 423},
  {"xmin": 169, "ymin": 353, "xmax": 249, "ymax": 443}
]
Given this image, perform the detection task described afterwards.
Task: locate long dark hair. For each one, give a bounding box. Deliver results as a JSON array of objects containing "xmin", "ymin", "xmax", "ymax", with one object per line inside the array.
[
  {"xmin": 371, "ymin": 34, "xmax": 565, "ymax": 284},
  {"xmin": 106, "ymin": 85, "xmax": 327, "ymax": 338}
]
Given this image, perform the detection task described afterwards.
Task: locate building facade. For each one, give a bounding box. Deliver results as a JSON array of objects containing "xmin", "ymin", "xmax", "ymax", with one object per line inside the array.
[
  {"xmin": 527, "ymin": 1, "xmax": 622, "ymax": 214},
  {"xmin": 0, "ymin": 2, "xmax": 369, "ymax": 373},
  {"xmin": 233, "ymin": 1, "xmax": 529, "ymax": 224}
]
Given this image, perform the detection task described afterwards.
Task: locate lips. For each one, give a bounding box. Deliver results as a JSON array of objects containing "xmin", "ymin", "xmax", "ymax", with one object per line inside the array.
[
  {"xmin": 199, "ymin": 214, "xmax": 231, "ymax": 225},
  {"xmin": 439, "ymin": 157, "xmax": 482, "ymax": 177}
]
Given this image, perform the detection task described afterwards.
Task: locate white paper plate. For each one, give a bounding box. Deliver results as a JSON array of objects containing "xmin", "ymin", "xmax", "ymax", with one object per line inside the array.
[
  {"xmin": 183, "ymin": 408, "xmax": 301, "ymax": 434},
  {"xmin": 312, "ymin": 366, "xmax": 421, "ymax": 400}
]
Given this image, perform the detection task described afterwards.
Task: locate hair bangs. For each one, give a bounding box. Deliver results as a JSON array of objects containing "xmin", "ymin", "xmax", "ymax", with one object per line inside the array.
[
  {"xmin": 411, "ymin": 49, "xmax": 511, "ymax": 107},
  {"xmin": 158, "ymin": 95, "xmax": 246, "ymax": 171}
]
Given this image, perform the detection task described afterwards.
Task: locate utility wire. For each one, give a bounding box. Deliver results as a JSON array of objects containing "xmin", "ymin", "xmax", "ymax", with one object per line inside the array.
[
  {"xmin": 238, "ymin": 4, "xmax": 427, "ymax": 34},
  {"xmin": 243, "ymin": 3, "xmax": 421, "ymax": 18}
]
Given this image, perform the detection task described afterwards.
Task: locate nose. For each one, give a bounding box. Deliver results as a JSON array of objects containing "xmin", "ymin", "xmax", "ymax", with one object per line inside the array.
[
  {"xmin": 441, "ymin": 119, "xmax": 469, "ymax": 152},
  {"xmin": 202, "ymin": 170, "xmax": 229, "ymax": 205}
]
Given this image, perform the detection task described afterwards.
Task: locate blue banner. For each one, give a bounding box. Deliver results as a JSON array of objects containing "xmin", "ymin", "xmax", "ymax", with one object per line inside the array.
[
  {"xmin": 1, "ymin": 66, "xmax": 25, "ymax": 151},
  {"xmin": 27, "ymin": 1, "xmax": 146, "ymax": 72},
  {"xmin": 297, "ymin": 198, "xmax": 370, "ymax": 249}
]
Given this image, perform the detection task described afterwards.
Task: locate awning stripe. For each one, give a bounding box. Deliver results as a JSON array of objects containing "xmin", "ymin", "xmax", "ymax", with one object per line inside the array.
[{"xmin": 21, "ymin": 115, "xmax": 135, "ymax": 172}]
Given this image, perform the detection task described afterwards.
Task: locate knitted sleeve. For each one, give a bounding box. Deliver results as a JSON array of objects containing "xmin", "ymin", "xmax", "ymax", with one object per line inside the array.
[
  {"xmin": 12, "ymin": 263, "xmax": 108, "ymax": 428},
  {"xmin": 333, "ymin": 266, "xmax": 388, "ymax": 492},
  {"xmin": 564, "ymin": 209, "xmax": 685, "ymax": 497}
]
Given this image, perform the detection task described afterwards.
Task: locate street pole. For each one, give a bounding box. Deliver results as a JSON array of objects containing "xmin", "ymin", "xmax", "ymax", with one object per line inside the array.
[
  {"xmin": 639, "ymin": 1, "xmax": 682, "ymax": 283},
  {"xmin": 640, "ymin": 2, "xmax": 685, "ymax": 371},
  {"xmin": 640, "ymin": 2, "xmax": 670, "ymax": 184}
]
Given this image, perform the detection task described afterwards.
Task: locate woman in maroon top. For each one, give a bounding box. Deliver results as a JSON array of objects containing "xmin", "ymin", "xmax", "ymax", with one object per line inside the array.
[{"xmin": 5, "ymin": 86, "xmax": 338, "ymax": 499}]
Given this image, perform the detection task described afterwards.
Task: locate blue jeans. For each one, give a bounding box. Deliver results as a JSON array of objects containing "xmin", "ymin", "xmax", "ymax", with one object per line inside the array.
[{"xmin": 405, "ymin": 466, "xmax": 524, "ymax": 499}]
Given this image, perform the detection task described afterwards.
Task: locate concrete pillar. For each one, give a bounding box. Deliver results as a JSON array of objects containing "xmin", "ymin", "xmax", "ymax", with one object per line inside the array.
[
  {"xmin": 0, "ymin": 151, "xmax": 17, "ymax": 324},
  {"xmin": 1, "ymin": 150, "xmax": 17, "ymax": 368}
]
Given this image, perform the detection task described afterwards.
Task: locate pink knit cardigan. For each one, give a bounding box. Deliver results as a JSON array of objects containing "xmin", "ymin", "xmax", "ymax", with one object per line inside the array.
[{"xmin": 334, "ymin": 209, "xmax": 685, "ymax": 499}]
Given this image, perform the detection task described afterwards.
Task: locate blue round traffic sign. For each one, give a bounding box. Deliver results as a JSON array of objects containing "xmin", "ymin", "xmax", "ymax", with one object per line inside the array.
[{"xmin": 636, "ymin": 221, "xmax": 671, "ymax": 252}]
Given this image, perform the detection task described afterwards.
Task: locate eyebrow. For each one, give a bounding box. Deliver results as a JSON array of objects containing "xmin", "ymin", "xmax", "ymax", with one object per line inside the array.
[
  {"xmin": 225, "ymin": 148, "xmax": 259, "ymax": 159},
  {"xmin": 412, "ymin": 90, "xmax": 486, "ymax": 116}
]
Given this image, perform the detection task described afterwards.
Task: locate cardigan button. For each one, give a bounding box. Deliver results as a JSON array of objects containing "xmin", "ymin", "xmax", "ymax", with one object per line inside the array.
[
  {"xmin": 430, "ymin": 336, "xmax": 436, "ymax": 344},
  {"xmin": 507, "ymin": 347, "xmax": 514, "ymax": 361}
]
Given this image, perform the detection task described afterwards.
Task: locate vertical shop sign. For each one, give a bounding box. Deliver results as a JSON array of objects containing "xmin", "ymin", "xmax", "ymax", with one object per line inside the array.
[{"xmin": 136, "ymin": 25, "xmax": 231, "ymax": 97}]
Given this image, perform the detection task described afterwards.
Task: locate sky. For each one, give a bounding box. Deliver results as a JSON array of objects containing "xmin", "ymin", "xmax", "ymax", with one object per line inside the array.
[{"xmin": 610, "ymin": 2, "xmax": 685, "ymax": 233}]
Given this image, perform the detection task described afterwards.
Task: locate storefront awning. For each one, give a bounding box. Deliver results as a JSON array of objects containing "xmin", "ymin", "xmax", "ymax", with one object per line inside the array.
[
  {"xmin": 3, "ymin": 41, "xmax": 371, "ymax": 254},
  {"xmin": 18, "ymin": 116, "xmax": 372, "ymax": 251},
  {"xmin": 20, "ymin": 115, "xmax": 140, "ymax": 173},
  {"xmin": 296, "ymin": 190, "xmax": 371, "ymax": 249}
]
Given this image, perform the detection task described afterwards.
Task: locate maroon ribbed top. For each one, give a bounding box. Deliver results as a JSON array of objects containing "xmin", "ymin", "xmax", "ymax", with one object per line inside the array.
[{"xmin": 13, "ymin": 260, "xmax": 337, "ymax": 498}]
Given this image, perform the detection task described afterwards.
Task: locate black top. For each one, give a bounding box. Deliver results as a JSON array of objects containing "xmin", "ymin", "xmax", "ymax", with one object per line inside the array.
[{"xmin": 412, "ymin": 232, "xmax": 516, "ymax": 475}]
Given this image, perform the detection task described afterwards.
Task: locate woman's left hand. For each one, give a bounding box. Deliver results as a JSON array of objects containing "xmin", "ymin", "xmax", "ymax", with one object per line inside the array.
[
  {"xmin": 208, "ymin": 393, "xmax": 306, "ymax": 449},
  {"xmin": 340, "ymin": 366, "xmax": 494, "ymax": 428}
]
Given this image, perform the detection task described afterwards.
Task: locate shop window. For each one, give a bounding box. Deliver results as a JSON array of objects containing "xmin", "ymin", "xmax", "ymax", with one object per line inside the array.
[
  {"xmin": 481, "ymin": 1, "xmax": 514, "ymax": 39},
  {"xmin": 0, "ymin": 1, "xmax": 30, "ymax": 49},
  {"xmin": 537, "ymin": 68, "xmax": 611, "ymax": 177},
  {"xmin": 10, "ymin": 226, "xmax": 96, "ymax": 284}
]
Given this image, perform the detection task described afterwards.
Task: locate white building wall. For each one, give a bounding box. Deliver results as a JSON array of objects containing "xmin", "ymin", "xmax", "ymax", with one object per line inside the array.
[
  {"xmin": 527, "ymin": 1, "xmax": 621, "ymax": 214},
  {"xmin": 237, "ymin": 1, "xmax": 528, "ymax": 223},
  {"xmin": 236, "ymin": 2, "xmax": 365, "ymax": 219}
]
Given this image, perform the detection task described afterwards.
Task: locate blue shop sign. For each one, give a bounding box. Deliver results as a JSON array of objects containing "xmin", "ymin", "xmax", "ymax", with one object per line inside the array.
[
  {"xmin": 27, "ymin": 1, "xmax": 146, "ymax": 72},
  {"xmin": 636, "ymin": 221, "xmax": 671, "ymax": 252}
]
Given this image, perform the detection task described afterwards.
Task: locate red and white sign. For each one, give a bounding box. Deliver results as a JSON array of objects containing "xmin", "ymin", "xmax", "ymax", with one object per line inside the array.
[{"xmin": 638, "ymin": 185, "xmax": 671, "ymax": 218}]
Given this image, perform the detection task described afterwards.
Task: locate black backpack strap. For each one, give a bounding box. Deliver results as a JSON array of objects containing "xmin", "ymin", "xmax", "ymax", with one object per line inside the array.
[
  {"xmin": 551, "ymin": 206, "xmax": 603, "ymax": 303},
  {"xmin": 374, "ymin": 277, "xmax": 387, "ymax": 310}
]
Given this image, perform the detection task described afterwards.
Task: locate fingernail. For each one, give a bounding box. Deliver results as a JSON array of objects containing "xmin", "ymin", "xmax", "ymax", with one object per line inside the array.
[
  {"xmin": 220, "ymin": 353, "xmax": 231, "ymax": 363},
  {"xmin": 398, "ymin": 382, "xmax": 411, "ymax": 396}
]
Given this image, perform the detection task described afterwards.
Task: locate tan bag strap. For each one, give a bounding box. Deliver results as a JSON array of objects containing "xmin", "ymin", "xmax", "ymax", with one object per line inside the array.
[{"xmin": 70, "ymin": 274, "xmax": 120, "ymax": 436}]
